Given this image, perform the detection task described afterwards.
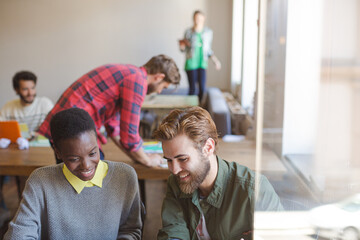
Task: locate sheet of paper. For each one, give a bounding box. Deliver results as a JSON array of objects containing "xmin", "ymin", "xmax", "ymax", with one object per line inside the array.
[{"xmin": 29, "ymin": 135, "xmax": 51, "ymax": 147}]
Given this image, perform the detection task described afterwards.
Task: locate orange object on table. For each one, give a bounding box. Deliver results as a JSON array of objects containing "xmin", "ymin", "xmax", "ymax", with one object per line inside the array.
[{"xmin": 0, "ymin": 121, "xmax": 22, "ymax": 143}]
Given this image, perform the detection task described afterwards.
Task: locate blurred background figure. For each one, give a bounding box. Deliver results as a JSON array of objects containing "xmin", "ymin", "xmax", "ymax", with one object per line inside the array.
[
  {"xmin": 0, "ymin": 71, "xmax": 54, "ymax": 138},
  {"xmin": 0, "ymin": 71, "xmax": 54, "ymax": 224},
  {"xmin": 179, "ymin": 10, "xmax": 221, "ymax": 103}
]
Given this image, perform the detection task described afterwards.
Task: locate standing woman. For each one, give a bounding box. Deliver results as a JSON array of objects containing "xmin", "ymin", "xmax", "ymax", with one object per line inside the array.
[{"xmin": 179, "ymin": 10, "xmax": 221, "ymax": 102}]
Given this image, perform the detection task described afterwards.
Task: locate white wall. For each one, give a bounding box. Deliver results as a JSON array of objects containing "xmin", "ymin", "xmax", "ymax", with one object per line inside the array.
[
  {"xmin": 282, "ymin": 0, "xmax": 323, "ymax": 155},
  {"xmin": 206, "ymin": 0, "xmax": 233, "ymax": 91},
  {"xmin": 231, "ymin": 0, "xmax": 243, "ymax": 92},
  {"xmin": 0, "ymin": 0, "xmax": 232, "ymax": 107},
  {"xmin": 314, "ymin": 0, "xmax": 360, "ymax": 199},
  {"xmin": 241, "ymin": 0, "xmax": 259, "ymax": 113},
  {"xmin": 321, "ymin": 0, "xmax": 359, "ymax": 62}
]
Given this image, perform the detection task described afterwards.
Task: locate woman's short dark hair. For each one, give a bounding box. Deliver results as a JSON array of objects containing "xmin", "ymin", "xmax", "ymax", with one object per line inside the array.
[
  {"xmin": 50, "ymin": 108, "xmax": 97, "ymax": 148},
  {"xmin": 12, "ymin": 71, "xmax": 37, "ymax": 90}
]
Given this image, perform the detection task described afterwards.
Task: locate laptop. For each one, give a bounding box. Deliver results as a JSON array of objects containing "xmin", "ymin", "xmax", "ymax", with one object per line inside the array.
[{"xmin": 0, "ymin": 121, "xmax": 22, "ymax": 143}]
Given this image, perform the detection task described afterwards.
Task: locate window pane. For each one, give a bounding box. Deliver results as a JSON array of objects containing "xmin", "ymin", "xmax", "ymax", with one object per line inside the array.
[{"xmin": 254, "ymin": 0, "xmax": 360, "ymax": 239}]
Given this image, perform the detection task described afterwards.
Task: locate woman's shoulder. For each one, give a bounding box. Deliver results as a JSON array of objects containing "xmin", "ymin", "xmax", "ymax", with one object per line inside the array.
[
  {"xmin": 105, "ymin": 160, "xmax": 137, "ymax": 178},
  {"xmin": 103, "ymin": 161, "xmax": 138, "ymax": 188},
  {"xmin": 28, "ymin": 164, "xmax": 63, "ymax": 184}
]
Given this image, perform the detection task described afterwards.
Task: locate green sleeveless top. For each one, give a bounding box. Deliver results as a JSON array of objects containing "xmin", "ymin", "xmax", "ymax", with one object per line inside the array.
[{"xmin": 185, "ymin": 32, "xmax": 208, "ymax": 70}]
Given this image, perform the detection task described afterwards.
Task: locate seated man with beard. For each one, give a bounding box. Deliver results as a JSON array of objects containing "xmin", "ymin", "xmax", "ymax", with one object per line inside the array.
[
  {"xmin": 0, "ymin": 70, "xmax": 54, "ymax": 137},
  {"xmin": 153, "ymin": 106, "xmax": 283, "ymax": 240},
  {"xmin": 0, "ymin": 70, "xmax": 54, "ymax": 224}
]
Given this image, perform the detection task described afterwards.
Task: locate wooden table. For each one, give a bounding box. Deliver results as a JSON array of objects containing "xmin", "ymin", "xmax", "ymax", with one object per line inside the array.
[
  {"xmin": 0, "ymin": 139, "xmax": 286, "ymax": 205},
  {"xmin": 142, "ymin": 94, "xmax": 199, "ymax": 110},
  {"xmin": 217, "ymin": 140, "xmax": 286, "ymax": 173},
  {"xmin": 0, "ymin": 142, "xmax": 170, "ymax": 179},
  {"xmin": 0, "ymin": 139, "xmax": 285, "ymax": 178},
  {"xmin": 0, "ymin": 141, "xmax": 169, "ymax": 204},
  {"xmin": 141, "ymin": 94, "xmax": 200, "ymax": 138}
]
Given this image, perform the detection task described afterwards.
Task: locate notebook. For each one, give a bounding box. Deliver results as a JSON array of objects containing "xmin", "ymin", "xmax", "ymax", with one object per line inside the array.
[{"xmin": 0, "ymin": 121, "xmax": 22, "ymax": 143}]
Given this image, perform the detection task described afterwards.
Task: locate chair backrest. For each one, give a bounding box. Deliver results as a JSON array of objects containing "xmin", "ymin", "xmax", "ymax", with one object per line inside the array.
[
  {"xmin": 140, "ymin": 201, "xmax": 146, "ymax": 235},
  {"xmin": 139, "ymin": 110, "xmax": 158, "ymax": 138}
]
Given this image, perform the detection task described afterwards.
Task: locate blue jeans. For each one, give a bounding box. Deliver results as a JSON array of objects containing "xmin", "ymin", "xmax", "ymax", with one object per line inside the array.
[{"xmin": 186, "ymin": 68, "xmax": 206, "ymax": 102}]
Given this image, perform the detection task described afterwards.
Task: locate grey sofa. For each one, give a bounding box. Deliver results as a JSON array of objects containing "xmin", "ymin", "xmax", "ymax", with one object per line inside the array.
[
  {"xmin": 203, "ymin": 87, "xmax": 231, "ymax": 137},
  {"xmin": 158, "ymin": 87, "xmax": 231, "ymax": 137}
]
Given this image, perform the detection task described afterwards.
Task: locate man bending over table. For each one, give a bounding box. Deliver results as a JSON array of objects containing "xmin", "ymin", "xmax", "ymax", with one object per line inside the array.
[{"xmin": 38, "ymin": 54, "xmax": 181, "ymax": 167}]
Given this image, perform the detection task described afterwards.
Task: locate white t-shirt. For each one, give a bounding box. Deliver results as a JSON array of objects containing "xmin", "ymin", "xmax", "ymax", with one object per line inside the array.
[
  {"xmin": 196, "ymin": 213, "xmax": 211, "ymax": 240},
  {"xmin": 196, "ymin": 198, "xmax": 212, "ymax": 240},
  {"xmin": 0, "ymin": 97, "xmax": 54, "ymax": 133}
]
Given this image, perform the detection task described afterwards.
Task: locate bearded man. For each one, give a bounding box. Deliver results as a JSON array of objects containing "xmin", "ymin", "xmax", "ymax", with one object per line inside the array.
[
  {"xmin": 38, "ymin": 55, "xmax": 180, "ymax": 167},
  {"xmin": 0, "ymin": 71, "xmax": 54, "ymax": 137},
  {"xmin": 153, "ymin": 106, "xmax": 283, "ymax": 240},
  {"xmin": 0, "ymin": 71, "xmax": 53, "ymax": 220}
]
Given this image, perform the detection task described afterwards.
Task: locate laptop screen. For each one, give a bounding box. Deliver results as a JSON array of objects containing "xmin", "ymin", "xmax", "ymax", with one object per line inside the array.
[{"xmin": 0, "ymin": 121, "xmax": 22, "ymax": 142}]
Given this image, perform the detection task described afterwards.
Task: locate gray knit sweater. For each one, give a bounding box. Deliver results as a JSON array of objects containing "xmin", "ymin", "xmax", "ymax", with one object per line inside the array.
[{"xmin": 4, "ymin": 161, "xmax": 142, "ymax": 240}]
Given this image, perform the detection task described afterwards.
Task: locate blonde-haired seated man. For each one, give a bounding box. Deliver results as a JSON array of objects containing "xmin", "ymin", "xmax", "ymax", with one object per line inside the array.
[{"xmin": 154, "ymin": 106, "xmax": 283, "ymax": 240}]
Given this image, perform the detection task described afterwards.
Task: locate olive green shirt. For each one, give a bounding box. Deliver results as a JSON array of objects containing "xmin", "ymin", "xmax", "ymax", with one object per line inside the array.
[{"xmin": 158, "ymin": 156, "xmax": 283, "ymax": 240}]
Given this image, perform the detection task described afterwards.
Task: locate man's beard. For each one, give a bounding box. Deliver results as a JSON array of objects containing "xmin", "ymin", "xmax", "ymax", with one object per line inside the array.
[
  {"xmin": 177, "ymin": 154, "xmax": 211, "ymax": 194},
  {"xmin": 147, "ymin": 81, "xmax": 161, "ymax": 94},
  {"xmin": 19, "ymin": 93, "xmax": 36, "ymax": 104}
]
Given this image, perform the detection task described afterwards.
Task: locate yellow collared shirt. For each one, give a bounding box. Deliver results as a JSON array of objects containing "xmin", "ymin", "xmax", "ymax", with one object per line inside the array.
[{"xmin": 63, "ymin": 160, "xmax": 108, "ymax": 194}]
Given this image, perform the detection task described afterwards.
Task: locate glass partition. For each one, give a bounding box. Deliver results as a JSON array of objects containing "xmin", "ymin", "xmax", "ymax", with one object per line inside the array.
[{"xmin": 253, "ymin": 0, "xmax": 360, "ymax": 239}]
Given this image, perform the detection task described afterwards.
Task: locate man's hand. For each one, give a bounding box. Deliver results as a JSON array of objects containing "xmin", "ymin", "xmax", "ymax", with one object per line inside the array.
[
  {"xmin": 110, "ymin": 136, "xmax": 163, "ymax": 168},
  {"xmin": 211, "ymin": 55, "xmax": 221, "ymax": 70},
  {"xmin": 214, "ymin": 59, "xmax": 221, "ymax": 70},
  {"xmin": 146, "ymin": 153, "xmax": 163, "ymax": 167}
]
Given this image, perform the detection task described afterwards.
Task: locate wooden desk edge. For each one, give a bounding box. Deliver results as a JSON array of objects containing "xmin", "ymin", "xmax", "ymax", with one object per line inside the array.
[{"xmin": 0, "ymin": 164, "xmax": 171, "ymax": 180}]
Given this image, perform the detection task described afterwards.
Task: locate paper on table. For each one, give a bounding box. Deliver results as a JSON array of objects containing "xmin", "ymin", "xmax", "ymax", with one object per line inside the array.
[
  {"xmin": 29, "ymin": 135, "xmax": 51, "ymax": 147},
  {"xmin": 143, "ymin": 141, "xmax": 163, "ymax": 154},
  {"xmin": 19, "ymin": 123, "xmax": 30, "ymax": 139}
]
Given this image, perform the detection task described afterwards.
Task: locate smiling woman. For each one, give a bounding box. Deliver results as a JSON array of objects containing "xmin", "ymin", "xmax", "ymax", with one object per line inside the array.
[
  {"xmin": 50, "ymin": 108, "xmax": 100, "ymax": 181},
  {"xmin": 55, "ymin": 131, "xmax": 99, "ymax": 181},
  {"xmin": 3, "ymin": 108, "xmax": 143, "ymax": 240}
]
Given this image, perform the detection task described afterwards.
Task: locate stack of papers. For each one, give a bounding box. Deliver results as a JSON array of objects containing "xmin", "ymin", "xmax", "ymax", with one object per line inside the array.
[{"xmin": 142, "ymin": 141, "xmax": 163, "ymax": 153}]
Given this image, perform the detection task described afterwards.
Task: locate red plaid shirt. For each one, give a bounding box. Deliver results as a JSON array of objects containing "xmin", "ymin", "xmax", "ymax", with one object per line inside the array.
[{"xmin": 38, "ymin": 64, "xmax": 148, "ymax": 151}]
